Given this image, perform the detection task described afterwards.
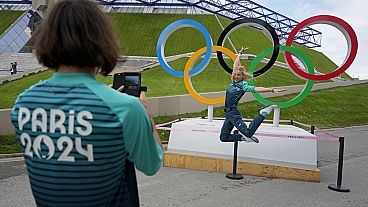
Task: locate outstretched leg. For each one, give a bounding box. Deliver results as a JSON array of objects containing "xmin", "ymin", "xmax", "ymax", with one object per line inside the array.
[
  {"xmin": 233, "ymin": 114, "xmax": 265, "ymax": 138},
  {"xmin": 236, "ymin": 104, "xmax": 278, "ymax": 137},
  {"xmin": 234, "ymin": 105, "xmax": 278, "ymax": 139},
  {"xmin": 220, "ymin": 105, "xmax": 277, "ymax": 142},
  {"xmin": 220, "ymin": 117, "xmax": 242, "ymax": 142}
]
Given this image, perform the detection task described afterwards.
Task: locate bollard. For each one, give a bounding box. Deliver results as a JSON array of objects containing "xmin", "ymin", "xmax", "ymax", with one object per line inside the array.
[
  {"xmin": 328, "ymin": 137, "xmax": 350, "ymax": 192},
  {"xmin": 310, "ymin": 125, "xmax": 315, "ymax": 134},
  {"xmin": 311, "ymin": 125, "xmax": 318, "ymax": 166},
  {"xmin": 226, "ymin": 130, "xmax": 243, "ymax": 180}
]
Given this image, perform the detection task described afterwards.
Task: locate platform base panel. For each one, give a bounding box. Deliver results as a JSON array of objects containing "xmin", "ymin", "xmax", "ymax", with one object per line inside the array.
[{"xmin": 163, "ymin": 152, "xmax": 320, "ymax": 182}]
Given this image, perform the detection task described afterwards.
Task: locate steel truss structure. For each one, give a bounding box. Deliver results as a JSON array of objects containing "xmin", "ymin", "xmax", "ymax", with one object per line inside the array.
[
  {"xmin": 97, "ymin": 0, "xmax": 322, "ymax": 48},
  {"xmin": 0, "ymin": 0, "xmax": 322, "ymax": 48},
  {"xmin": 0, "ymin": 0, "xmax": 30, "ymax": 10}
]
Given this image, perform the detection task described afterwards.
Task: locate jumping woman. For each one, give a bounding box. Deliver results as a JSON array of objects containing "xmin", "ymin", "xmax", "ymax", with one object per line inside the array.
[{"xmin": 220, "ymin": 47, "xmax": 286, "ymax": 143}]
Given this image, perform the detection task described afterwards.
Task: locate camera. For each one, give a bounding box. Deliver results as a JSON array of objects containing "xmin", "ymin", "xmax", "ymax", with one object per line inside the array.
[{"xmin": 113, "ymin": 72, "xmax": 146, "ymax": 97}]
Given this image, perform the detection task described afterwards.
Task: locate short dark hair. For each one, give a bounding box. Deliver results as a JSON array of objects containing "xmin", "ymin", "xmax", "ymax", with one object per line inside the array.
[{"xmin": 31, "ymin": 0, "xmax": 120, "ymax": 76}]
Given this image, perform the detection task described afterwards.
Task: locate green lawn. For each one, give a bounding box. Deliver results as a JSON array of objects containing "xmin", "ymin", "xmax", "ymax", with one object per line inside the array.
[
  {"xmin": 0, "ymin": 11, "xmax": 23, "ymax": 35},
  {"xmin": 0, "ymin": 70, "xmax": 54, "ymax": 108},
  {"xmin": 141, "ymin": 58, "xmax": 309, "ymax": 97},
  {"xmin": 293, "ymin": 44, "xmax": 351, "ymax": 80},
  {"xmin": 0, "ymin": 57, "xmax": 313, "ymax": 108},
  {"xmin": 0, "ymin": 134, "xmax": 21, "ymax": 154},
  {"xmin": 0, "ymin": 70, "xmax": 116, "ymax": 108},
  {"xmin": 109, "ymin": 13, "xmax": 224, "ymax": 57}
]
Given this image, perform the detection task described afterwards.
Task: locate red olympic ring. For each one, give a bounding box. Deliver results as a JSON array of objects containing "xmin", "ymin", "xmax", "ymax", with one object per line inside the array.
[{"xmin": 285, "ymin": 15, "xmax": 358, "ymax": 81}]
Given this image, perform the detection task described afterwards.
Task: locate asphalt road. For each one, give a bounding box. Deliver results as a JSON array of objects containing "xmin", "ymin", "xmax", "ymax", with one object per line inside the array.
[{"xmin": 1, "ymin": 126, "xmax": 367, "ymax": 207}]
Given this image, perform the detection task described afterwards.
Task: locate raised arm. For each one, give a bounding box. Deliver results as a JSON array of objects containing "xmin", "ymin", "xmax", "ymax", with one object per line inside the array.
[
  {"xmin": 233, "ymin": 54, "xmax": 242, "ymax": 69},
  {"xmin": 114, "ymin": 85, "xmax": 161, "ymax": 147},
  {"xmin": 139, "ymin": 91, "xmax": 162, "ymax": 147},
  {"xmin": 233, "ymin": 47, "xmax": 249, "ymax": 69}
]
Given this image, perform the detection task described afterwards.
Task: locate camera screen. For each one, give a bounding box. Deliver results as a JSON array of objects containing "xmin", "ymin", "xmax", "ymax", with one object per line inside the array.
[
  {"xmin": 113, "ymin": 72, "xmax": 141, "ymax": 97},
  {"xmin": 125, "ymin": 75, "xmax": 140, "ymax": 89}
]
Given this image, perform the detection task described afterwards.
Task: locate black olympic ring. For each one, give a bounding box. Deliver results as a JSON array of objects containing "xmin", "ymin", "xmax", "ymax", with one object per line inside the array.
[{"xmin": 216, "ymin": 18, "xmax": 280, "ymax": 77}]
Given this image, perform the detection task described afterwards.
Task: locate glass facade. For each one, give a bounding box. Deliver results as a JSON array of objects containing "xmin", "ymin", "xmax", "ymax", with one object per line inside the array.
[{"xmin": 0, "ymin": 9, "xmax": 32, "ymax": 53}]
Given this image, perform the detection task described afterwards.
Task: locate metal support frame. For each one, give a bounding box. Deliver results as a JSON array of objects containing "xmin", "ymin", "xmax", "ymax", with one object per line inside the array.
[{"xmin": 226, "ymin": 130, "xmax": 243, "ymax": 180}]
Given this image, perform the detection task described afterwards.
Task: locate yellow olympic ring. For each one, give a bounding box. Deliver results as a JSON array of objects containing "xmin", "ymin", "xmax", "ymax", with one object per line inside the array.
[{"xmin": 184, "ymin": 46, "xmax": 236, "ymax": 105}]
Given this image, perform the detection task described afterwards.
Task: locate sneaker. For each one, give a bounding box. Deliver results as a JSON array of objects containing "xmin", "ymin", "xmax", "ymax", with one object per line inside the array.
[
  {"xmin": 241, "ymin": 135, "xmax": 260, "ymax": 143},
  {"xmin": 234, "ymin": 130, "xmax": 259, "ymax": 143},
  {"xmin": 259, "ymin": 104, "xmax": 278, "ymax": 116}
]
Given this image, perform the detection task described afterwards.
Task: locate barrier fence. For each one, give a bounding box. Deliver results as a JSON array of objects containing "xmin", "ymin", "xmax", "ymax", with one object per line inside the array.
[{"xmin": 156, "ymin": 117, "xmax": 350, "ymax": 192}]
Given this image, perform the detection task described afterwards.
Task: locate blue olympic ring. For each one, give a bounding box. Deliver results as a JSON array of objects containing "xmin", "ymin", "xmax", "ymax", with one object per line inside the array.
[{"xmin": 156, "ymin": 19, "xmax": 213, "ymax": 77}]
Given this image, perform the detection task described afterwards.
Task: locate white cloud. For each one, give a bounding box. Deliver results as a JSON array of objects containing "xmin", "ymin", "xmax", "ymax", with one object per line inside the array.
[{"xmin": 253, "ymin": 0, "xmax": 367, "ymax": 79}]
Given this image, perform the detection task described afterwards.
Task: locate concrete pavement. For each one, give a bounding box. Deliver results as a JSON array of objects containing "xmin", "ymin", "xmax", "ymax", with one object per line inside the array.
[{"xmin": 1, "ymin": 126, "xmax": 367, "ymax": 207}]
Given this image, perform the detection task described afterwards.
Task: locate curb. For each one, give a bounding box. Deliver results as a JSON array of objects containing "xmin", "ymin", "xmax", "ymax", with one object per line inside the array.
[
  {"xmin": 0, "ymin": 153, "xmax": 23, "ymax": 159},
  {"xmin": 0, "ymin": 143, "xmax": 169, "ymax": 160},
  {"xmin": 316, "ymin": 125, "xmax": 368, "ymax": 131}
]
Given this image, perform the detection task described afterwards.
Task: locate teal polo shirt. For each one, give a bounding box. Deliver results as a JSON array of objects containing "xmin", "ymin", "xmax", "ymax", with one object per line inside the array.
[
  {"xmin": 225, "ymin": 80, "xmax": 255, "ymax": 109},
  {"xmin": 11, "ymin": 72, "xmax": 163, "ymax": 207}
]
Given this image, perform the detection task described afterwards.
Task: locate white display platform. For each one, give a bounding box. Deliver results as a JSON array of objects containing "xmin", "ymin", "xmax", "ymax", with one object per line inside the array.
[{"xmin": 167, "ymin": 118, "xmax": 317, "ymax": 168}]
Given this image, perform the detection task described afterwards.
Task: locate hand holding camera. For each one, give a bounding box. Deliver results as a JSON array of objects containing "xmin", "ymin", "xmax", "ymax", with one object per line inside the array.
[
  {"xmin": 112, "ymin": 72, "xmax": 160, "ymax": 145},
  {"xmin": 113, "ymin": 72, "xmax": 147, "ymax": 97}
]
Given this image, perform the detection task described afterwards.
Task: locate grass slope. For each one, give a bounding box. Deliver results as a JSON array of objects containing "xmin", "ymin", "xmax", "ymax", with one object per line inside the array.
[
  {"xmin": 0, "ymin": 58, "xmax": 307, "ymax": 108},
  {"xmin": 0, "ymin": 13, "xmax": 352, "ymax": 108},
  {"xmin": 110, "ymin": 13, "xmax": 350, "ymax": 79},
  {"xmin": 141, "ymin": 58, "xmax": 306, "ymax": 97},
  {"xmin": 0, "ymin": 70, "xmax": 53, "ymax": 108},
  {"xmin": 0, "ymin": 11, "xmax": 23, "ymax": 35},
  {"xmin": 110, "ymin": 13, "xmax": 223, "ymax": 57},
  {"xmin": 0, "ymin": 11, "xmax": 350, "ymax": 78}
]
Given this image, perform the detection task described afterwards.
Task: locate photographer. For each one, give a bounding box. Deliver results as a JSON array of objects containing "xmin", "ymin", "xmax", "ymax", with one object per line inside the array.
[{"xmin": 10, "ymin": 0, "xmax": 162, "ymax": 206}]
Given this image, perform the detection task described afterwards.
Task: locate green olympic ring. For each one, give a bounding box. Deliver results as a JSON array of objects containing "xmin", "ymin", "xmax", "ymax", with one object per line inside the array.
[{"xmin": 248, "ymin": 45, "xmax": 315, "ymax": 108}]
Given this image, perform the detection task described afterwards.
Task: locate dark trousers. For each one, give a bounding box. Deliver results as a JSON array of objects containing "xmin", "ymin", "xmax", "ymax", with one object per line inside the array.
[{"xmin": 220, "ymin": 110, "xmax": 265, "ymax": 142}]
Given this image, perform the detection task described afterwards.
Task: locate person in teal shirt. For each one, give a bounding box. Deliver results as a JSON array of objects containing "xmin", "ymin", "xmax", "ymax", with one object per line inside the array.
[
  {"xmin": 11, "ymin": 0, "xmax": 162, "ymax": 206},
  {"xmin": 220, "ymin": 47, "xmax": 286, "ymax": 143}
]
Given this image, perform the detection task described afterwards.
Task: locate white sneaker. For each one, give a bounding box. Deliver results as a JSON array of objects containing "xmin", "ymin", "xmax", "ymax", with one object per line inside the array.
[
  {"xmin": 234, "ymin": 130, "xmax": 259, "ymax": 143},
  {"xmin": 241, "ymin": 135, "xmax": 260, "ymax": 143},
  {"xmin": 259, "ymin": 104, "xmax": 278, "ymax": 115}
]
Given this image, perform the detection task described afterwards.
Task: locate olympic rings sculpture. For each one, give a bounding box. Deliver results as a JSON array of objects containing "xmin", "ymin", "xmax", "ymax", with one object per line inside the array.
[{"xmin": 156, "ymin": 15, "xmax": 358, "ymax": 108}]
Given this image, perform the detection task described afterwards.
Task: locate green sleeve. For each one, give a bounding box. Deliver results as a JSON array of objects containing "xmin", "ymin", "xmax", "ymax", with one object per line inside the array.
[
  {"xmin": 242, "ymin": 81, "xmax": 255, "ymax": 92},
  {"xmin": 85, "ymin": 82, "xmax": 162, "ymax": 176},
  {"xmin": 122, "ymin": 98, "xmax": 163, "ymax": 175}
]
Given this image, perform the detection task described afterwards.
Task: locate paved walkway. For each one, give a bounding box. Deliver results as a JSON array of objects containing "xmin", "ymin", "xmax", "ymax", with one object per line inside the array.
[{"xmin": 0, "ymin": 126, "xmax": 367, "ymax": 207}]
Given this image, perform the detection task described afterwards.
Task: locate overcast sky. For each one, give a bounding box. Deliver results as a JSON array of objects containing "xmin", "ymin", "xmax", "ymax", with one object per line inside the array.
[{"xmin": 255, "ymin": 0, "xmax": 367, "ymax": 79}]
